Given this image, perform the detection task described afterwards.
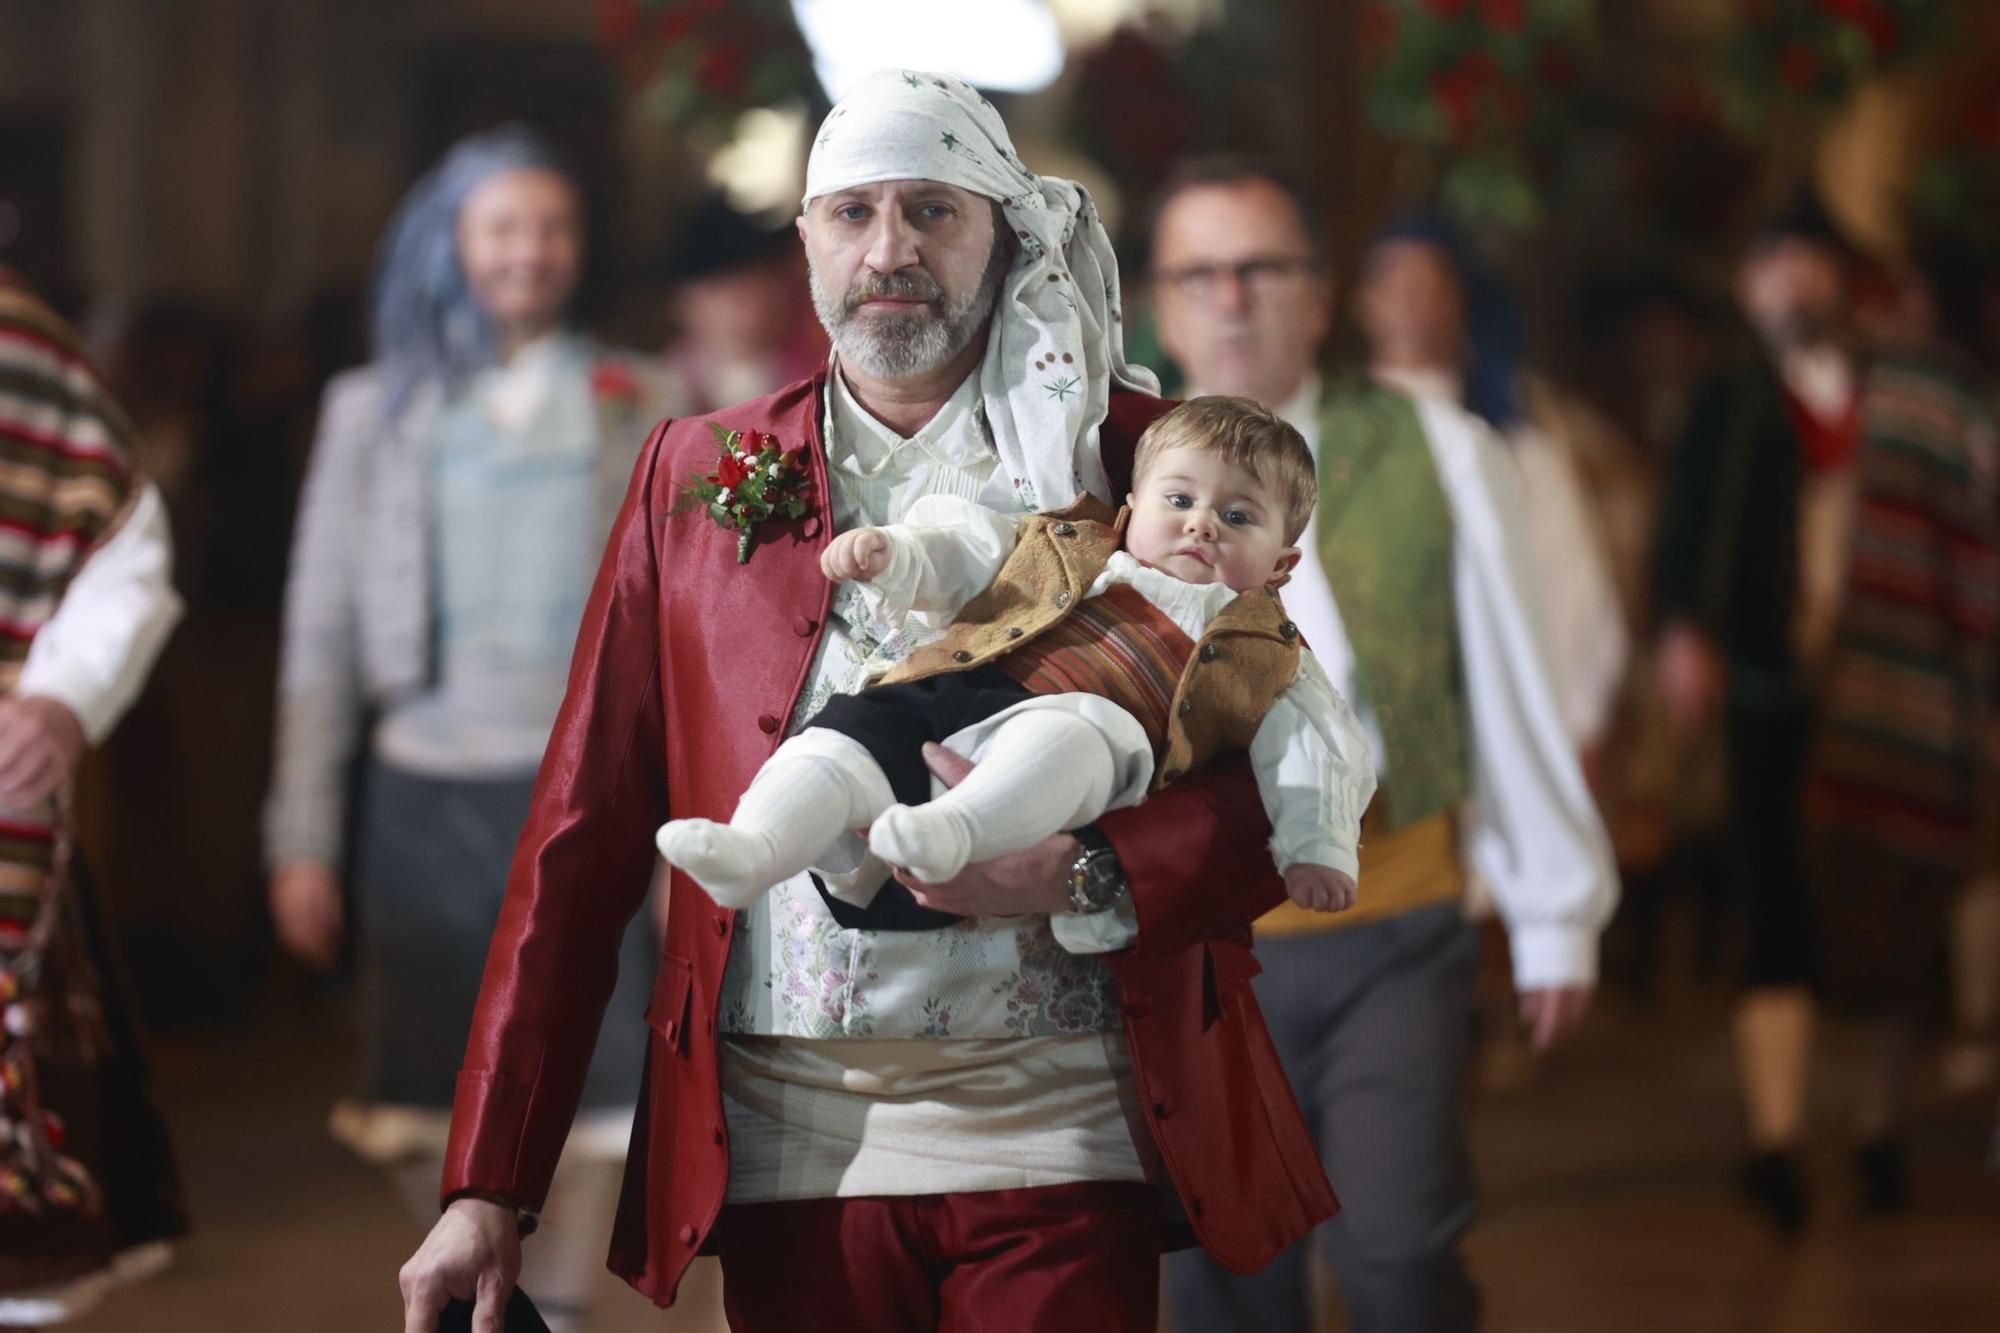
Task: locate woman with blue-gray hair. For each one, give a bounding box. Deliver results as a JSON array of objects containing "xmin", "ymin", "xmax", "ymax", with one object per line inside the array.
[{"xmin": 264, "ymin": 124, "xmax": 680, "ymax": 1332}]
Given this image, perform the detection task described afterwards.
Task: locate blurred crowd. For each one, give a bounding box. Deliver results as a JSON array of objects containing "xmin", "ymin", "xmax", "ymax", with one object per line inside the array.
[{"xmin": 10, "ymin": 96, "xmax": 2000, "ymax": 1328}]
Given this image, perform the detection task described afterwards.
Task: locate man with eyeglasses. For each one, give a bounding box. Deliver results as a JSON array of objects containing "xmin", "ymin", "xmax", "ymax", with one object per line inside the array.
[{"xmin": 1151, "ymin": 156, "xmax": 1617, "ymax": 1332}]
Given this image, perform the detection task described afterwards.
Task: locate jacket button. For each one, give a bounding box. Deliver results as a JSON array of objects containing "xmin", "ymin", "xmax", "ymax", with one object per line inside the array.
[
  {"xmin": 1162, "ymin": 768, "xmax": 1185, "ymax": 783},
  {"xmin": 1189, "ymin": 1196, "xmax": 1205, "ymax": 1218},
  {"xmin": 793, "ymin": 615, "xmax": 816, "ymax": 636},
  {"xmin": 1055, "ymin": 590, "xmax": 1071, "ymax": 607},
  {"xmin": 1153, "ymin": 1097, "xmax": 1176, "ymax": 1120},
  {"xmin": 678, "ymin": 1223, "xmax": 697, "ymax": 1245},
  {"xmin": 1279, "ymin": 620, "xmax": 1298, "ymax": 640},
  {"xmin": 1007, "ymin": 627, "xmax": 1024, "ymax": 639},
  {"xmin": 1198, "ymin": 643, "xmax": 1219, "ymax": 663},
  {"xmin": 1052, "ymin": 522, "xmax": 1077, "ymax": 537},
  {"xmin": 801, "ymin": 515, "xmax": 822, "ymax": 539},
  {"xmin": 757, "ymin": 713, "xmax": 781, "ymax": 734},
  {"xmin": 1178, "ymin": 698, "xmax": 1194, "ymax": 717},
  {"xmin": 952, "ymin": 650, "xmax": 974, "ymax": 663}
]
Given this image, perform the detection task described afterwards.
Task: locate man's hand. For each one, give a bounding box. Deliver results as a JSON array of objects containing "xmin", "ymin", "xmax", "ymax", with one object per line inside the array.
[
  {"xmin": 0, "ymin": 695, "xmax": 85, "ymax": 808},
  {"xmin": 400, "ymin": 1197, "xmax": 521, "ymax": 1333},
  {"xmin": 888, "ymin": 742, "xmax": 1075, "ymax": 916},
  {"xmin": 1656, "ymin": 623, "xmax": 1722, "ymax": 735},
  {"xmin": 1518, "ymin": 985, "xmax": 1593, "ymax": 1053},
  {"xmin": 821, "ymin": 528, "xmax": 892, "ymax": 583},
  {"xmin": 270, "ymin": 861, "xmax": 343, "ymax": 970},
  {"xmin": 1283, "ymin": 864, "xmax": 1356, "ymax": 913}
]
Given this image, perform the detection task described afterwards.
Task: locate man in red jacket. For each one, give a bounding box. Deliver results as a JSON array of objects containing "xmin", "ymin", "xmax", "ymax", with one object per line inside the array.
[{"xmin": 399, "ymin": 71, "xmax": 1330, "ymax": 1333}]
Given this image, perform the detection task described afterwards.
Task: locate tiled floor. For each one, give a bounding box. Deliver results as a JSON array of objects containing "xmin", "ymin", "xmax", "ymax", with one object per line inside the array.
[{"xmin": 58, "ymin": 989, "xmax": 2000, "ymax": 1332}]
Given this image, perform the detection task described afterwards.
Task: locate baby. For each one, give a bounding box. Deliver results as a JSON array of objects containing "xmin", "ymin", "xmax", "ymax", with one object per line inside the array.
[{"xmin": 657, "ymin": 394, "xmax": 1376, "ymax": 920}]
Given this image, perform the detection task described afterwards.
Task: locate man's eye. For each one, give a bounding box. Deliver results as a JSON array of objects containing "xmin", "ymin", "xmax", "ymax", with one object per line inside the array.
[
  {"xmin": 836, "ymin": 205, "xmax": 868, "ymax": 222},
  {"xmin": 916, "ymin": 204, "xmax": 953, "ymax": 221}
]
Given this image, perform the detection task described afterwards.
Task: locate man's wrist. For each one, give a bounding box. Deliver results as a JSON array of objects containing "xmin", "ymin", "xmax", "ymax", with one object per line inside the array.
[
  {"xmin": 1062, "ymin": 825, "xmax": 1129, "ymax": 914},
  {"xmin": 445, "ymin": 1190, "xmax": 538, "ymax": 1237}
]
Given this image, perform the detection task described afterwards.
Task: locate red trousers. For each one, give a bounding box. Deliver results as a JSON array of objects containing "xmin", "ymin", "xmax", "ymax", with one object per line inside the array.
[{"xmin": 710, "ymin": 1181, "xmax": 1163, "ymax": 1332}]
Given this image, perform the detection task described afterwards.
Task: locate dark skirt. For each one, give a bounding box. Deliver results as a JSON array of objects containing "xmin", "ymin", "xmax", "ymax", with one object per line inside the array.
[
  {"xmin": 353, "ymin": 762, "xmax": 654, "ymax": 1109},
  {"xmin": 0, "ymin": 855, "xmax": 189, "ymax": 1299},
  {"xmin": 1808, "ymin": 831, "xmax": 1958, "ymax": 1024}
]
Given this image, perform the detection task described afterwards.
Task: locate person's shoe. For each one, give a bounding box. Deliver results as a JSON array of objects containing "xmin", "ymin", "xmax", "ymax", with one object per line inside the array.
[
  {"xmin": 1853, "ymin": 1136, "xmax": 1910, "ymax": 1215},
  {"xmin": 1739, "ymin": 1150, "xmax": 1809, "ymax": 1237}
]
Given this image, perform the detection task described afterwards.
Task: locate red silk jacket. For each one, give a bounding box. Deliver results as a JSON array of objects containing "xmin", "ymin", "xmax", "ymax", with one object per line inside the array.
[{"xmin": 441, "ymin": 372, "xmax": 1338, "ymax": 1305}]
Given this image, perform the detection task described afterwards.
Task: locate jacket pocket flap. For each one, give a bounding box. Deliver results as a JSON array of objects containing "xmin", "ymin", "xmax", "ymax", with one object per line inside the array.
[{"xmin": 646, "ymin": 953, "xmax": 694, "ymax": 1053}]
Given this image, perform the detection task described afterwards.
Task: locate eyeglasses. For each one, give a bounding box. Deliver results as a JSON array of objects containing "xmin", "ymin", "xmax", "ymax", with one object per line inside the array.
[{"xmin": 1155, "ymin": 256, "xmax": 1318, "ymax": 303}]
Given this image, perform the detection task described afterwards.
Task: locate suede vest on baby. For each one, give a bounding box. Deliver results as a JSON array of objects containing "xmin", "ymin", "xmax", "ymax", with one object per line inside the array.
[{"xmin": 881, "ymin": 496, "xmax": 1303, "ymax": 791}]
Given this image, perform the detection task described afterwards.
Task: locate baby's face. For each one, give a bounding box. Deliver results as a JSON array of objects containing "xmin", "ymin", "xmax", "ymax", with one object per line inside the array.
[{"xmin": 1126, "ymin": 445, "xmax": 1299, "ymax": 592}]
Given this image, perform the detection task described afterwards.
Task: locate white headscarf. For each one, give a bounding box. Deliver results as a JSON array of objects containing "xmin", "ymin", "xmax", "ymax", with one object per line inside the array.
[{"xmin": 804, "ymin": 69, "xmax": 1158, "ymax": 512}]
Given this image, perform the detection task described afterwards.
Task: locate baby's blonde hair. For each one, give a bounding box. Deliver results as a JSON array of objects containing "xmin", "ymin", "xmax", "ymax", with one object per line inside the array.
[{"xmin": 1132, "ymin": 395, "xmax": 1318, "ymax": 543}]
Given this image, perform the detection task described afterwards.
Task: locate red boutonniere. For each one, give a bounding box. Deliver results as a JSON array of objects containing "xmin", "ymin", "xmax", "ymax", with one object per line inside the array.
[
  {"xmin": 589, "ymin": 361, "xmax": 642, "ymax": 405},
  {"xmin": 671, "ymin": 421, "xmax": 814, "ymax": 563}
]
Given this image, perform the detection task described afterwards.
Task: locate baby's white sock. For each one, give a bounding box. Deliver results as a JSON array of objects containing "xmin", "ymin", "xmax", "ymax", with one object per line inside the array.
[
  {"xmin": 657, "ymin": 730, "xmax": 892, "ymax": 908},
  {"xmin": 868, "ymin": 709, "xmax": 1117, "ymax": 884}
]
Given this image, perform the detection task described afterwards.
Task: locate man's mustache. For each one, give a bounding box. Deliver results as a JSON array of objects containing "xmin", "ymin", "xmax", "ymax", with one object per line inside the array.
[{"xmin": 845, "ymin": 270, "xmax": 945, "ymax": 311}]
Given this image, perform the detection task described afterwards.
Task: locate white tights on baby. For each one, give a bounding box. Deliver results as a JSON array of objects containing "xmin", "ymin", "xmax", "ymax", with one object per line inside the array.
[
  {"xmin": 655, "ymin": 730, "xmax": 892, "ymax": 907},
  {"xmin": 867, "ymin": 708, "xmax": 1117, "ymax": 883},
  {"xmin": 657, "ymin": 708, "xmax": 1121, "ymax": 908}
]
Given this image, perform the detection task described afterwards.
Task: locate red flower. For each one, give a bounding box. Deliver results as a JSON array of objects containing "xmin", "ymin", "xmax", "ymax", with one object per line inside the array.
[
  {"xmin": 714, "ymin": 453, "xmax": 751, "ymax": 489},
  {"xmin": 589, "ymin": 361, "xmax": 640, "ymax": 402},
  {"xmin": 1779, "ymin": 43, "xmax": 1819, "ymax": 90},
  {"xmin": 597, "ymin": 0, "xmax": 639, "ymax": 45},
  {"xmin": 695, "ymin": 42, "xmax": 746, "ymax": 99},
  {"xmin": 1361, "ymin": 4, "xmax": 1400, "ymax": 61},
  {"xmin": 1459, "ymin": 50, "xmax": 1500, "ymax": 84},
  {"xmin": 742, "ymin": 429, "xmax": 776, "ymax": 455},
  {"xmin": 1423, "ymin": 0, "xmax": 1469, "ymax": 15},
  {"xmin": 1854, "ymin": 5, "xmax": 1899, "ymax": 55},
  {"xmin": 1432, "ymin": 70, "xmax": 1478, "ymax": 139},
  {"xmin": 1537, "ymin": 43, "xmax": 1577, "ymax": 88},
  {"xmin": 1478, "ymin": 0, "xmax": 1526, "ymax": 32}
]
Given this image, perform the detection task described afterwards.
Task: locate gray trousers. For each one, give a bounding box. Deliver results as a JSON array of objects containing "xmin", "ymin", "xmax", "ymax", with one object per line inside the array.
[{"xmin": 1164, "ymin": 902, "xmax": 1482, "ymax": 1333}]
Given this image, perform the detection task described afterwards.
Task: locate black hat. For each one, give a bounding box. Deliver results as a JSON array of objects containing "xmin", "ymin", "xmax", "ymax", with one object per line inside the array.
[{"xmin": 662, "ymin": 192, "xmax": 795, "ymax": 283}]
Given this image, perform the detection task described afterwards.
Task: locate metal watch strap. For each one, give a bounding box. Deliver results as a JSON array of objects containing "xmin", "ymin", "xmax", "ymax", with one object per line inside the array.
[{"xmin": 1067, "ymin": 824, "xmax": 1128, "ymax": 913}]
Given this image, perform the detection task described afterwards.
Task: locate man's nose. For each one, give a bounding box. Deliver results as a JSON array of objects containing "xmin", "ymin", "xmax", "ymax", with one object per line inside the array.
[
  {"xmin": 863, "ymin": 211, "xmax": 921, "ymax": 273},
  {"xmin": 1211, "ymin": 266, "xmax": 1251, "ymax": 315}
]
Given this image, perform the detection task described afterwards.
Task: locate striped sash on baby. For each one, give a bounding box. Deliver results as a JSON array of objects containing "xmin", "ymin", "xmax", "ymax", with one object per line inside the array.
[{"xmin": 995, "ymin": 583, "xmax": 1195, "ymax": 758}]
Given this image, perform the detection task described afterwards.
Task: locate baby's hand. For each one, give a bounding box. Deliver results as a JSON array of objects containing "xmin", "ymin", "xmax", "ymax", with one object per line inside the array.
[
  {"xmin": 821, "ymin": 528, "xmax": 892, "ymax": 583},
  {"xmin": 1284, "ymin": 864, "xmax": 1356, "ymax": 913}
]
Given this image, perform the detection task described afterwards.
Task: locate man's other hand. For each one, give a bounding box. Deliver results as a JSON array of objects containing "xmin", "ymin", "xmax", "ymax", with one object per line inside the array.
[
  {"xmin": 270, "ymin": 861, "xmax": 344, "ymax": 971},
  {"xmin": 0, "ymin": 695, "xmax": 84, "ymax": 807},
  {"xmin": 1518, "ymin": 985, "xmax": 1593, "ymax": 1053},
  {"xmin": 400, "ymin": 1197, "xmax": 521, "ymax": 1333},
  {"xmin": 889, "ymin": 742, "xmax": 1075, "ymax": 917}
]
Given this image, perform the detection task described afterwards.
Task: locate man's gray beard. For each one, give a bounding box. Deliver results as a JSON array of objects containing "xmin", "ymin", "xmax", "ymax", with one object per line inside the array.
[{"xmin": 810, "ymin": 237, "xmax": 1010, "ymax": 380}]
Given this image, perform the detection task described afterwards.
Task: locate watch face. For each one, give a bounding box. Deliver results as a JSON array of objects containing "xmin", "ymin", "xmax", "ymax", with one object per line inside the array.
[{"xmin": 1072, "ymin": 850, "xmax": 1123, "ymax": 911}]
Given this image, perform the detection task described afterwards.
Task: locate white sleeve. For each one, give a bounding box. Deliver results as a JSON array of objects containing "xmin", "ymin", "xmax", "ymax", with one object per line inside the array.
[
  {"xmin": 1250, "ymin": 648, "xmax": 1376, "ymax": 880},
  {"xmin": 1049, "ymin": 897, "xmax": 1139, "ymax": 954},
  {"xmin": 1424, "ymin": 401, "xmax": 1619, "ymax": 989},
  {"xmin": 856, "ymin": 494, "xmax": 1020, "ymax": 633},
  {"xmin": 15, "ymin": 483, "xmax": 182, "ymax": 743},
  {"xmin": 1507, "ymin": 427, "xmax": 1628, "ymax": 748}
]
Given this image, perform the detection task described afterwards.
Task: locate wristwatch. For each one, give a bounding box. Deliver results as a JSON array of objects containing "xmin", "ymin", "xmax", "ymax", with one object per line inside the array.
[{"xmin": 1066, "ymin": 825, "xmax": 1129, "ymax": 914}]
